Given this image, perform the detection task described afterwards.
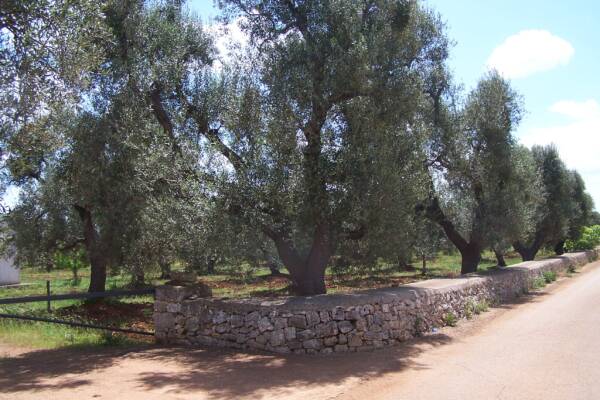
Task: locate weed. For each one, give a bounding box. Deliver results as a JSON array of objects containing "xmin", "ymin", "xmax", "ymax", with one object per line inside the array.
[
  {"xmin": 474, "ymin": 299, "xmax": 489, "ymax": 314},
  {"xmin": 99, "ymin": 331, "xmax": 132, "ymax": 346},
  {"xmin": 542, "ymin": 271, "xmax": 557, "ymax": 284},
  {"xmin": 464, "ymin": 300, "xmax": 475, "ymax": 319},
  {"xmin": 531, "ymin": 276, "xmax": 546, "ymax": 289},
  {"xmin": 413, "ymin": 316, "xmax": 424, "ymax": 334},
  {"xmin": 443, "ymin": 312, "xmax": 458, "ymax": 327}
]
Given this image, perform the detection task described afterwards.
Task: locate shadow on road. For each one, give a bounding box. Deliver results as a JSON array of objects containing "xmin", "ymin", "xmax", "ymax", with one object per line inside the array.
[
  {"xmin": 0, "ymin": 333, "xmax": 451, "ymax": 398},
  {"xmin": 0, "ymin": 285, "xmax": 560, "ymax": 399}
]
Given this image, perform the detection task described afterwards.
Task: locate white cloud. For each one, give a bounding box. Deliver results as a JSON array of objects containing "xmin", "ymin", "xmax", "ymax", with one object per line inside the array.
[
  {"xmin": 486, "ymin": 30, "xmax": 574, "ymax": 79},
  {"xmin": 549, "ymin": 99, "xmax": 600, "ymax": 120},
  {"xmin": 520, "ymin": 99, "xmax": 600, "ymax": 208}
]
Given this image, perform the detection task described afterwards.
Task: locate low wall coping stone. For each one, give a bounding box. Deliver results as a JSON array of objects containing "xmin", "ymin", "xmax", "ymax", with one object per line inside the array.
[
  {"xmin": 156, "ymin": 249, "xmax": 598, "ymax": 312},
  {"xmin": 154, "ymin": 248, "xmax": 599, "ymax": 354}
]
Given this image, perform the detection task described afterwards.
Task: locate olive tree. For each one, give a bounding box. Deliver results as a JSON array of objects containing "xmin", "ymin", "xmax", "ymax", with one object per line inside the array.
[
  {"xmin": 146, "ymin": 0, "xmax": 450, "ymax": 294},
  {"xmin": 420, "ymin": 71, "xmax": 526, "ymax": 274},
  {"xmin": 488, "ymin": 145, "xmax": 545, "ymax": 265},
  {"xmin": 590, "ymin": 211, "xmax": 600, "ymax": 226},
  {"xmin": 2, "ymin": 1, "xmax": 213, "ymax": 291},
  {"xmin": 513, "ymin": 145, "xmax": 573, "ymax": 261},
  {"xmin": 553, "ymin": 170, "xmax": 595, "ymax": 255},
  {"xmin": 1, "ymin": 0, "xmax": 109, "ymax": 187}
]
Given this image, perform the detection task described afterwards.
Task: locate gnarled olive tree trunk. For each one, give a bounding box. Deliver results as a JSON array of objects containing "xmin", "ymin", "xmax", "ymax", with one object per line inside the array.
[
  {"xmin": 513, "ymin": 235, "xmax": 544, "ymax": 262},
  {"xmin": 420, "ymin": 196, "xmax": 482, "ymax": 275},
  {"xmin": 554, "ymin": 240, "xmax": 566, "ymax": 255},
  {"xmin": 459, "ymin": 243, "xmax": 482, "ymax": 274},
  {"xmin": 74, "ymin": 205, "xmax": 108, "ymax": 293},
  {"xmin": 268, "ymin": 223, "xmax": 332, "ymax": 296},
  {"xmin": 494, "ymin": 249, "xmax": 507, "ymax": 267}
]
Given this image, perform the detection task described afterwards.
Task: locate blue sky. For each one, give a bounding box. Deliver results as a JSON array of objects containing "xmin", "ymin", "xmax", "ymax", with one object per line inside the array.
[
  {"xmin": 429, "ymin": 0, "xmax": 600, "ymax": 207},
  {"xmin": 190, "ymin": 0, "xmax": 600, "ymax": 209}
]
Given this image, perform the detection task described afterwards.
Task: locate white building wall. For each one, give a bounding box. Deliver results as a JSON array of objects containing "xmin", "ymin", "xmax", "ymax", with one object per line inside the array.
[{"xmin": 0, "ymin": 253, "xmax": 19, "ymax": 285}]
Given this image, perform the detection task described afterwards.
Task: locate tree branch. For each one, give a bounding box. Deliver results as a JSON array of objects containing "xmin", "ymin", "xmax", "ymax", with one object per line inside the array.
[
  {"xmin": 178, "ymin": 90, "xmax": 245, "ymax": 171},
  {"xmin": 417, "ymin": 195, "xmax": 469, "ymax": 251},
  {"xmin": 148, "ymin": 83, "xmax": 181, "ymax": 155},
  {"xmin": 57, "ymin": 238, "xmax": 85, "ymax": 252}
]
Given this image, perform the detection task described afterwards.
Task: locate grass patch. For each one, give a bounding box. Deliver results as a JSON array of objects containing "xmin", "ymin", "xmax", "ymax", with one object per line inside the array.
[
  {"xmin": 531, "ymin": 276, "xmax": 547, "ymax": 290},
  {"xmin": 443, "ymin": 312, "xmax": 458, "ymax": 327},
  {"xmin": 464, "ymin": 300, "xmax": 475, "ymax": 319},
  {"xmin": 2, "ymin": 250, "xmax": 526, "ymax": 301},
  {"xmin": 474, "ymin": 300, "xmax": 489, "ymax": 314},
  {"xmin": 542, "ymin": 270, "xmax": 557, "ymax": 284},
  {"xmin": 0, "ymin": 269, "xmax": 154, "ymax": 350},
  {"xmin": 0, "ymin": 319, "xmax": 107, "ymax": 348},
  {"xmin": 0, "ymin": 302, "xmax": 153, "ymax": 350},
  {"xmin": 464, "ymin": 299, "xmax": 490, "ymax": 319}
]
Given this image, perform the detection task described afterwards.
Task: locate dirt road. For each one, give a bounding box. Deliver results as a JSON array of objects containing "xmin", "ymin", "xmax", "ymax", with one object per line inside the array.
[{"xmin": 2, "ymin": 260, "xmax": 600, "ymax": 400}]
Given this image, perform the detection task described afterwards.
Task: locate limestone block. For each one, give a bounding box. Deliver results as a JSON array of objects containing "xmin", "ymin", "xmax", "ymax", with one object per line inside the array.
[
  {"xmin": 213, "ymin": 311, "xmax": 228, "ymax": 325},
  {"xmin": 306, "ymin": 311, "xmax": 321, "ymax": 327},
  {"xmin": 316, "ymin": 321, "xmax": 338, "ymax": 337},
  {"xmin": 302, "ymin": 339, "xmax": 322, "ymax": 349},
  {"xmin": 284, "ymin": 327, "xmax": 296, "ymax": 340},
  {"xmin": 332, "ymin": 307, "xmax": 345, "ymax": 321},
  {"xmin": 319, "ymin": 311, "xmax": 331, "ymax": 323},
  {"xmin": 270, "ymin": 329, "xmax": 286, "ymax": 346},
  {"xmin": 348, "ymin": 333, "xmax": 363, "ymax": 347},
  {"xmin": 184, "ymin": 317, "xmax": 199, "ymax": 333},
  {"xmin": 289, "ymin": 315, "xmax": 308, "ymax": 329},
  {"xmin": 297, "ymin": 329, "xmax": 316, "ymax": 341},
  {"xmin": 338, "ymin": 320, "xmax": 353, "ymax": 334},
  {"xmin": 154, "ymin": 312, "xmax": 175, "ymax": 331},
  {"xmin": 258, "ymin": 317, "xmax": 274, "ymax": 332},
  {"xmin": 334, "ymin": 344, "xmax": 349, "ymax": 352}
]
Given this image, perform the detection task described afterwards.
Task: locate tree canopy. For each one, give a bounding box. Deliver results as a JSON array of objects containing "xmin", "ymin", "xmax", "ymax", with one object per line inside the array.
[{"xmin": 1, "ymin": 0, "xmax": 596, "ymax": 295}]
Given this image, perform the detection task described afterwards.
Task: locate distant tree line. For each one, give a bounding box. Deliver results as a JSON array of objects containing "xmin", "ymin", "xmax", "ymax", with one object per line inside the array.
[{"xmin": 0, "ymin": 0, "xmax": 596, "ymax": 294}]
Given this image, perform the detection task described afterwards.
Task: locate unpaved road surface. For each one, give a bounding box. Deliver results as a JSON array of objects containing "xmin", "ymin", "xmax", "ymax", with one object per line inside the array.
[{"xmin": 2, "ymin": 260, "xmax": 600, "ymax": 400}]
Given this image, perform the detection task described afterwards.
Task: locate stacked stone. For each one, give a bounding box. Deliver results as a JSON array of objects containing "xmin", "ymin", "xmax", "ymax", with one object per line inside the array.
[
  {"xmin": 154, "ymin": 248, "xmax": 598, "ymax": 355},
  {"xmin": 156, "ymin": 296, "xmax": 429, "ymax": 354}
]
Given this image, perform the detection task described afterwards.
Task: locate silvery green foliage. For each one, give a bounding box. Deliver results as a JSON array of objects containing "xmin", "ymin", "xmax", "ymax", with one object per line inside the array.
[
  {"xmin": 486, "ymin": 145, "xmax": 546, "ymax": 252},
  {"xmin": 1, "ymin": 1, "xmax": 213, "ymax": 285},
  {"xmin": 515, "ymin": 145, "xmax": 587, "ymax": 254},
  {"xmin": 198, "ymin": 0, "xmax": 450, "ymax": 293},
  {"xmin": 5, "ymin": 0, "xmax": 593, "ymax": 292},
  {"xmin": 445, "ymin": 72, "xmax": 524, "ymax": 244},
  {"xmin": 565, "ymin": 170, "xmax": 595, "ymax": 241},
  {"xmin": 0, "ymin": 0, "xmax": 111, "ymax": 189},
  {"xmin": 422, "ymin": 71, "xmax": 541, "ymax": 272},
  {"xmin": 1, "ymin": 0, "xmax": 276, "ymax": 287}
]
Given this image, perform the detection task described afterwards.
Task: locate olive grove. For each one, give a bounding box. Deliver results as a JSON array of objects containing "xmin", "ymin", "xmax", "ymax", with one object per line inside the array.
[{"xmin": 0, "ymin": 0, "xmax": 596, "ymax": 294}]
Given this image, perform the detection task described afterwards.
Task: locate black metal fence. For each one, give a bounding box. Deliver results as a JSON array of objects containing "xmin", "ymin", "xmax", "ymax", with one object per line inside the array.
[{"xmin": 0, "ymin": 286, "xmax": 156, "ymax": 336}]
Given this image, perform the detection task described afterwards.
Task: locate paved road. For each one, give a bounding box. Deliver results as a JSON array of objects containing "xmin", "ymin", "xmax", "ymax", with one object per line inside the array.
[
  {"xmin": 1, "ymin": 260, "xmax": 600, "ymax": 400},
  {"xmin": 346, "ymin": 259, "xmax": 600, "ymax": 400}
]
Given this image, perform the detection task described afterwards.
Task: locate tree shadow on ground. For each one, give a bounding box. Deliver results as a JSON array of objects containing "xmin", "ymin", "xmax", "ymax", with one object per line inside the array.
[
  {"xmin": 134, "ymin": 334, "xmax": 453, "ymax": 399},
  {"xmin": 0, "ymin": 345, "xmax": 145, "ymax": 393},
  {"xmin": 0, "ymin": 277, "xmax": 564, "ymax": 398},
  {"xmin": 0, "ymin": 333, "xmax": 452, "ymax": 398}
]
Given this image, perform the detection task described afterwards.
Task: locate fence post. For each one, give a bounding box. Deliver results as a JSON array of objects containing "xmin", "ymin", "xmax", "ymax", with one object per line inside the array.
[{"xmin": 46, "ymin": 281, "xmax": 51, "ymax": 313}]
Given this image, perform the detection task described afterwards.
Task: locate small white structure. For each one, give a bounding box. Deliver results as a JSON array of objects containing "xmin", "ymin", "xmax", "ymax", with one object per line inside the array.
[{"xmin": 0, "ymin": 252, "xmax": 19, "ymax": 286}]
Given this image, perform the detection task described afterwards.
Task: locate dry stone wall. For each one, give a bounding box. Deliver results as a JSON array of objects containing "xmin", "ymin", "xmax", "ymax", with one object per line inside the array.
[{"xmin": 154, "ymin": 250, "xmax": 598, "ymax": 355}]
